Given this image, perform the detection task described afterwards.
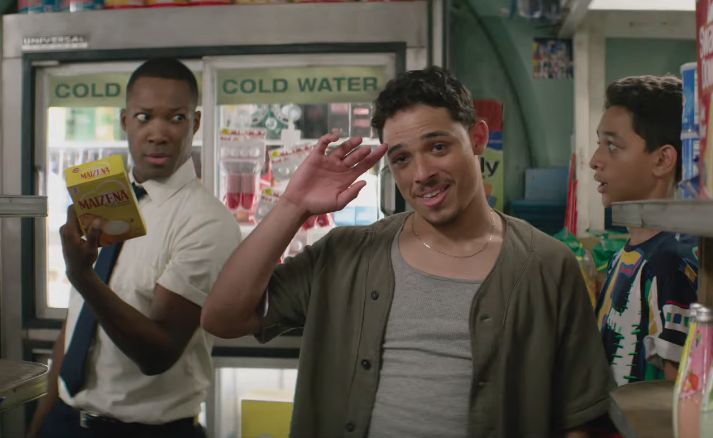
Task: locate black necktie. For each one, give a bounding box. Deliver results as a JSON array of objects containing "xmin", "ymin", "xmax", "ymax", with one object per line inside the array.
[{"xmin": 60, "ymin": 183, "xmax": 146, "ymax": 396}]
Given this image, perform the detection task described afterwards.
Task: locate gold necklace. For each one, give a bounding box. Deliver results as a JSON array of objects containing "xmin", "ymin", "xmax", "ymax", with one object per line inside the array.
[{"xmin": 411, "ymin": 211, "xmax": 495, "ymax": 259}]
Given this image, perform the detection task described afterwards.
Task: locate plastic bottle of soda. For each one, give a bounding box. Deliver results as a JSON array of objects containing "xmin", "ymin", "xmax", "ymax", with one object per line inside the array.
[
  {"xmin": 674, "ymin": 303, "xmax": 703, "ymax": 438},
  {"xmin": 700, "ymin": 312, "xmax": 713, "ymax": 436},
  {"xmin": 677, "ymin": 306, "xmax": 713, "ymax": 438}
]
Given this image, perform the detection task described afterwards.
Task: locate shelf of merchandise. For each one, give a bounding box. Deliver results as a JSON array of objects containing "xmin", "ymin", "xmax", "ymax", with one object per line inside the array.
[{"xmin": 0, "ymin": 195, "xmax": 47, "ymax": 218}]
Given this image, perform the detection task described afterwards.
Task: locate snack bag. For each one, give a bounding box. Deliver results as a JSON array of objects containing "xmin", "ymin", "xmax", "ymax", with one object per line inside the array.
[{"xmin": 64, "ymin": 155, "xmax": 146, "ymax": 246}]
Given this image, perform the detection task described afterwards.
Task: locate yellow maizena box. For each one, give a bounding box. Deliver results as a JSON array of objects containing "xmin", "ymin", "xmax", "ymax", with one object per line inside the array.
[{"xmin": 64, "ymin": 155, "xmax": 146, "ymax": 246}]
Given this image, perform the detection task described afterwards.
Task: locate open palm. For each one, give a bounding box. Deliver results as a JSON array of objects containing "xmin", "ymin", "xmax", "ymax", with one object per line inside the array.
[{"xmin": 283, "ymin": 134, "xmax": 387, "ymax": 216}]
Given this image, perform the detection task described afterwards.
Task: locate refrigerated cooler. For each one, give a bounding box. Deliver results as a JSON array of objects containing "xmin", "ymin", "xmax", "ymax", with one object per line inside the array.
[{"xmin": 0, "ymin": 2, "xmax": 442, "ymax": 436}]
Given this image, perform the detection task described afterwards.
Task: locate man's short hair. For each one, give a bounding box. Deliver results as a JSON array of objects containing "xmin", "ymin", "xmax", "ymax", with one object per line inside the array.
[
  {"xmin": 127, "ymin": 57, "xmax": 199, "ymax": 106},
  {"xmin": 605, "ymin": 75, "xmax": 683, "ymax": 180},
  {"xmin": 371, "ymin": 66, "xmax": 476, "ymax": 141}
]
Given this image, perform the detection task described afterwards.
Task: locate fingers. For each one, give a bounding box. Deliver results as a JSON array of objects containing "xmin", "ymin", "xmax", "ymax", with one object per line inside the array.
[
  {"xmin": 351, "ymin": 143, "xmax": 388, "ymax": 174},
  {"xmin": 341, "ymin": 144, "xmax": 372, "ymax": 168},
  {"xmin": 63, "ymin": 205, "xmax": 103, "ymax": 250},
  {"xmin": 315, "ymin": 133, "xmax": 340, "ymax": 155},
  {"xmin": 85, "ymin": 219, "xmax": 102, "ymax": 249},
  {"xmin": 315, "ymin": 136, "xmax": 386, "ymax": 195},
  {"xmin": 336, "ymin": 180, "xmax": 367, "ymax": 208},
  {"xmin": 66, "ymin": 205, "xmax": 77, "ymax": 227},
  {"xmin": 63, "ymin": 205, "xmax": 82, "ymax": 241},
  {"xmin": 330, "ymin": 136, "xmax": 363, "ymax": 159}
]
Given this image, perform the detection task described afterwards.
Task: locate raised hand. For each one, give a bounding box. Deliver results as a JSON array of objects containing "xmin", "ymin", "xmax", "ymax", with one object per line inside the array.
[{"xmin": 282, "ymin": 134, "xmax": 387, "ymax": 216}]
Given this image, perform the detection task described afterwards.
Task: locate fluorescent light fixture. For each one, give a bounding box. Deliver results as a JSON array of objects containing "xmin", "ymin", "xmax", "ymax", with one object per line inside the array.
[{"xmin": 589, "ymin": 0, "xmax": 695, "ymax": 11}]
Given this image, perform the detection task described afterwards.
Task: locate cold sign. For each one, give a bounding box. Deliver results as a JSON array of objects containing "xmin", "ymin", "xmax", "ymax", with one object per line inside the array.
[{"xmin": 55, "ymin": 82, "xmax": 122, "ymax": 100}]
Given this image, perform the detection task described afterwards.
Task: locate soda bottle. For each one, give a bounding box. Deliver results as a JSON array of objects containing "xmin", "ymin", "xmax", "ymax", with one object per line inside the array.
[
  {"xmin": 700, "ymin": 312, "xmax": 713, "ymax": 436},
  {"xmin": 678, "ymin": 306, "xmax": 713, "ymax": 438},
  {"xmin": 674, "ymin": 303, "xmax": 703, "ymax": 437}
]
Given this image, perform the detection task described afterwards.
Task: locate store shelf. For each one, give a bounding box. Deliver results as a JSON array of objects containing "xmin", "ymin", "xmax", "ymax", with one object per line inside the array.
[
  {"xmin": 609, "ymin": 380, "xmax": 673, "ymax": 438},
  {"xmin": 611, "ymin": 200, "xmax": 713, "ymax": 238},
  {"xmin": 0, "ymin": 195, "xmax": 47, "ymax": 218}
]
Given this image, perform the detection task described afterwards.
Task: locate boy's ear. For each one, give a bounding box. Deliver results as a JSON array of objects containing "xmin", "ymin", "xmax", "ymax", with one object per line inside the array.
[{"xmin": 651, "ymin": 144, "xmax": 677, "ymax": 179}]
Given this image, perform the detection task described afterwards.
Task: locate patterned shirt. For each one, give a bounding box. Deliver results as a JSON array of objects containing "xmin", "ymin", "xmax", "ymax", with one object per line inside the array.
[{"xmin": 595, "ymin": 232, "xmax": 698, "ymax": 385}]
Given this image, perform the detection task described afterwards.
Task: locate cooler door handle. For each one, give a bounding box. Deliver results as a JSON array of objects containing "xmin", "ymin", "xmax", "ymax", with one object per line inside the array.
[{"xmin": 35, "ymin": 164, "xmax": 46, "ymax": 196}]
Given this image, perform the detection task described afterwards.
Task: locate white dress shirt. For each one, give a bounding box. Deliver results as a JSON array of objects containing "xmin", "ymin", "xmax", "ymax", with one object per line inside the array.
[{"xmin": 60, "ymin": 158, "xmax": 241, "ymax": 424}]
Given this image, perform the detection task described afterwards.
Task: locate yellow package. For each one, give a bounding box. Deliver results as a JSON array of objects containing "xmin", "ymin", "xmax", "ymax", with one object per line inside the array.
[
  {"xmin": 64, "ymin": 155, "xmax": 146, "ymax": 246},
  {"xmin": 241, "ymin": 399, "xmax": 293, "ymax": 438}
]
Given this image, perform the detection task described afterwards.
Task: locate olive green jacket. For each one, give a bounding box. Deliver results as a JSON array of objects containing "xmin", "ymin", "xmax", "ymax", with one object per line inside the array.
[{"xmin": 260, "ymin": 212, "xmax": 614, "ymax": 437}]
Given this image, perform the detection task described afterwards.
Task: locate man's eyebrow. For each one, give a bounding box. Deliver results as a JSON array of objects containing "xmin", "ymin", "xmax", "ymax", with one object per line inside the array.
[
  {"xmin": 387, "ymin": 144, "xmax": 403, "ymax": 157},
  {"xmin": 421, "ymin": 130, "xmax": 451, "ymax": 140}
]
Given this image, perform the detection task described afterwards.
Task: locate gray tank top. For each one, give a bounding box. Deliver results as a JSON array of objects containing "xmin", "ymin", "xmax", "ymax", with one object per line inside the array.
[{"xmin": 367, "ymin": 232, "xmax": 481, "ymax": 438}]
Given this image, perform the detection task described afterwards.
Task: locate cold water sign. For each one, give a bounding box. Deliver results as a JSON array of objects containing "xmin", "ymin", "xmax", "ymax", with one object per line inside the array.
[
  {"xmin": 218, "ymin": 66, "xmax": 386, "ymax": 105},
  {"xmin": 49, "ymin": 73, "xmax": 129, "ymax": 107}
]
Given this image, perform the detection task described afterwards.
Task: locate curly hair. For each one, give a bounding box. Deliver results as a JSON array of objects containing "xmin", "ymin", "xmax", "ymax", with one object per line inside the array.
[
  {"xmin": 371, "ymin": 66, "xmax": 475, "ymax": 141},
  {"xmin": 605, "ymin": 75, "xmax": 683, "ymax": 180}
]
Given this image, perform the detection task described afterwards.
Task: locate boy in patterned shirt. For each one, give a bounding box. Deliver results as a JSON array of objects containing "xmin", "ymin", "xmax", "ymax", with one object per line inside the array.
[{"xmin": 590, "ymin": 75, "xmax": 699, "ymax": 385}]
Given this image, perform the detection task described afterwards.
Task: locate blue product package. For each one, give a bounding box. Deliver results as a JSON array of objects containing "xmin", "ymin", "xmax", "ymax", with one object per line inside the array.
[
  {"xmin": 332, "ymin": 206, "xmax": 356, "ymax": 227},
  {"xmin": 681, "ymin": 62, "xmax": 698, "ymax": 133},
  {"xmin": 678, "ymin": 175, "xmax": 700, "ymax": 200},
  {"xmin": 681, "ymin": 132, "xmax": 700, "ymax": 181},
  {"xmin": 69, "ymin": 0, "xmax": 104, "ymax": 11},
  {"xmin": 355, "ymin": 206, "xmax": 378, "ymax": 226}
]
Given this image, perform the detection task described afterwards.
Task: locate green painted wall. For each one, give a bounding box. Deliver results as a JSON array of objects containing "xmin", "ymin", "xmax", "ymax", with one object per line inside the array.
[
  {"xmin": 605, "ymin": 38, "xmax": 697, "ymax": 85},
  {"xmin": 451, "ymin": 0, "xmax": 574, "ymax": 209}
]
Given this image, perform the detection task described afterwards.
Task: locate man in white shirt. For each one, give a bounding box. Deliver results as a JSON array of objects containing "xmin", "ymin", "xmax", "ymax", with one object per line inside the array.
[{"xmin": 28, "ymin": 58, "xmax": 241, "ymax": 438}]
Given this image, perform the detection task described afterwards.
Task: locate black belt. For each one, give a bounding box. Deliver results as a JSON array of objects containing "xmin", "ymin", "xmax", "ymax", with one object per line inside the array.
[{"xmin": 78, "ymin": 409, "xmax": 198, "ymax": 432}]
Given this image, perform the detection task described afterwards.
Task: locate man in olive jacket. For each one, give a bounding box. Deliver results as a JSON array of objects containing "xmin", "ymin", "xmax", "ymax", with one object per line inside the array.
[{"xmin": 203, "ymin": 66, "xmax": 615, "ymax": 437}]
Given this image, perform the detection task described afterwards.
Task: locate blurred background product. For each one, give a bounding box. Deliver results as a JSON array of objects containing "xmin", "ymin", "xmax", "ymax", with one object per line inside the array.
[{"xmin": 679, "ymin": 62, "xmax": 701, "ymax": 200}]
